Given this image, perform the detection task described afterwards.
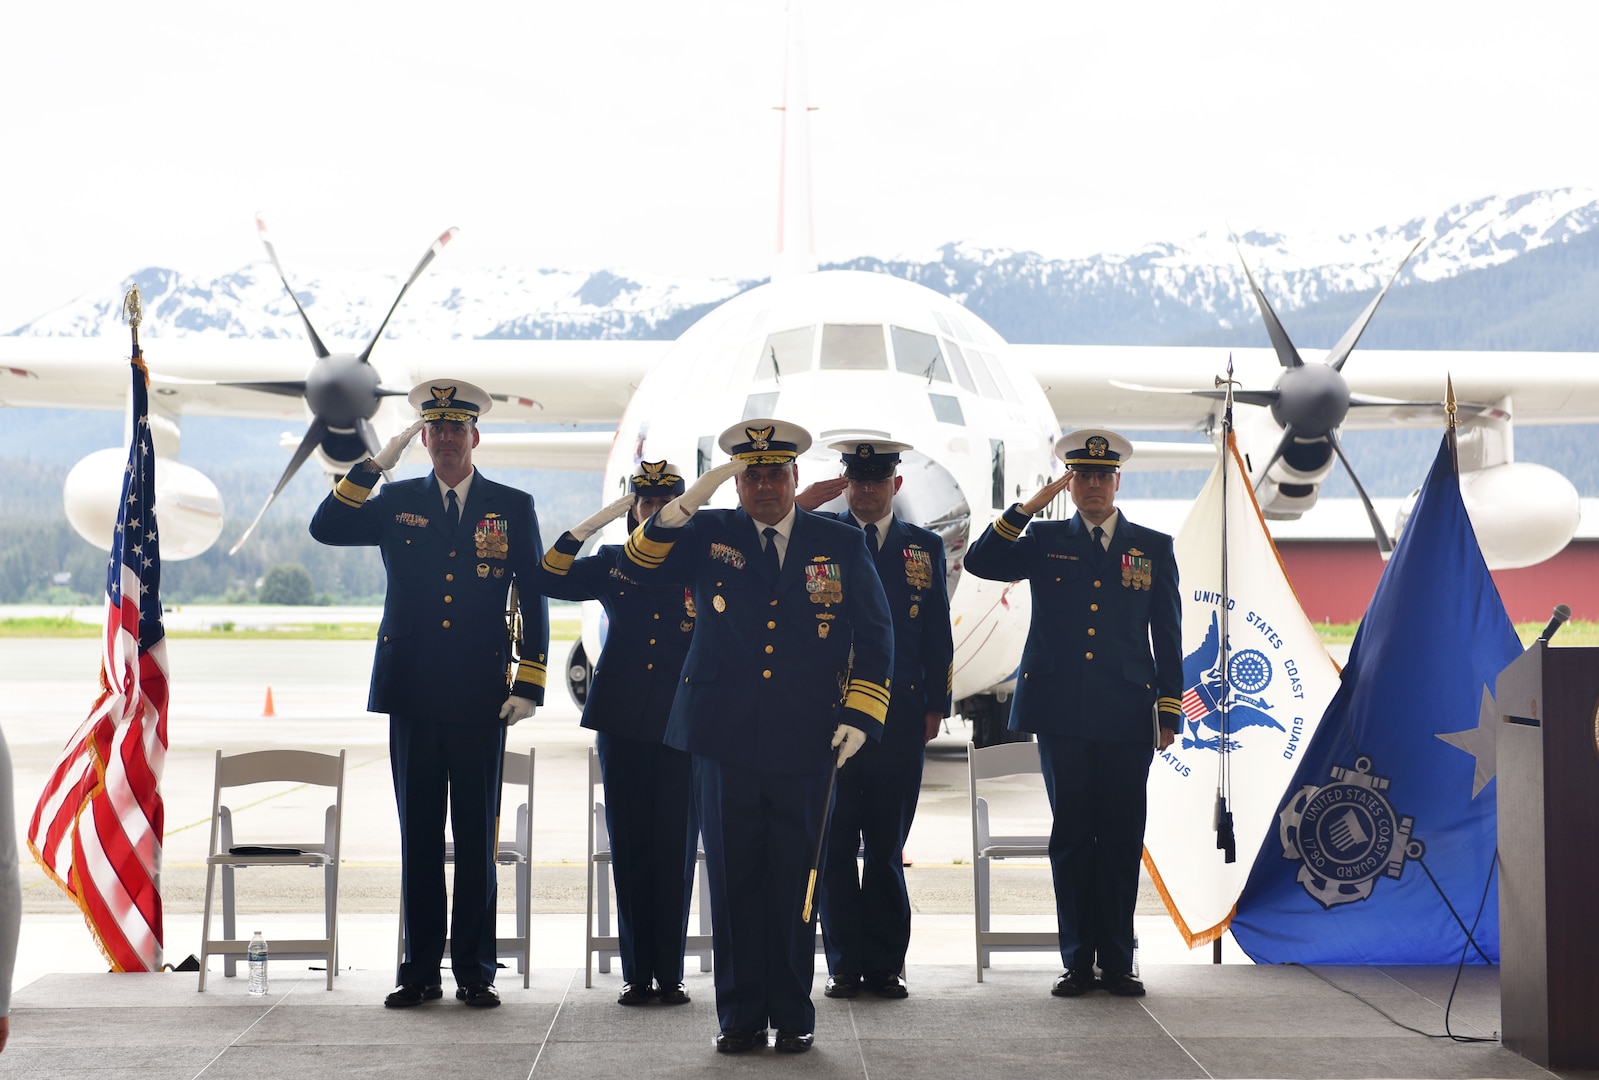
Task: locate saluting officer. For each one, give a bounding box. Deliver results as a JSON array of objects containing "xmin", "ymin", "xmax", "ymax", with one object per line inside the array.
[
  {"xmin": 527, "ymin": 463, "xmax": 698, "ymax": 1007},
  {"xmin": 814, "ymin": 438, "xmax": 953, "ymax": 1000},
  {"xmin": 623, "ymin": 419, "xmax": 894, "ymax": 1055},
  {"xmin": 310, "ymin": 380, "xmax": 550, "ymax": 1010},
  {"xmin": 963, "ymin": 428, "xmax": 1181, "ymax": 999}
]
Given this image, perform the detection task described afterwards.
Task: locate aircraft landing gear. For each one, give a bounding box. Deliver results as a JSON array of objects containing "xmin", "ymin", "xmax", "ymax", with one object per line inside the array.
[{"xmin": 961, "ymin": 693, "xmax": 1031, "ymax": 748}]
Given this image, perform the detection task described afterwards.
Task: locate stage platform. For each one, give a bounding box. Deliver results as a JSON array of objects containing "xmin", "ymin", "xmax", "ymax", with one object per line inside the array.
[{"xmin": 6, "ymin": 961, "xmax": 1564, "ymax": 1080}]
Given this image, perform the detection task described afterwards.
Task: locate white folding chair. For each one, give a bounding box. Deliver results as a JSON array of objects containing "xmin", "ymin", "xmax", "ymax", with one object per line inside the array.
[
  {"xmin": 198, "ymin": 749, "xmax": 345, "ymax": 991},
  {"xmin": 585, "ymin": 744, "xmax": 713, "ymax": 987},
  {"xmin": 395, "ymin": 747, "xmax": 534, "ymax": 988},
  {"xmin": 968, "ymin": 740, "xmax": 1057, "ymax": 980}
]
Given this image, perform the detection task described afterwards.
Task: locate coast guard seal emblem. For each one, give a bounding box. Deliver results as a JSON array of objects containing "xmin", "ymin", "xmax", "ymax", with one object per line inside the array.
[{"xmin": 1276, "ymin": 756, "xmax": 1425, "ymax": 909}]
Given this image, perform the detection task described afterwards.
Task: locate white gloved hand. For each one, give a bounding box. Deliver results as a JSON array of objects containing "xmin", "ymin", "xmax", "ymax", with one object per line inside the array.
[
  {"xmin": 373, "ymin": 419, "xmax": 425, "ymax": 471},
  {"xmin": 499, "ymin": 696, "xmax": 537, "ymax": 726},
  {"xmin": 571, "ymin": 492, "xmax": 637, "ymax": 541},
  {"xmin": 656, "ymin": 460, "xmax": 748, "ymax": 528},
  {"xmin": 830, "ymin": 723, "xmax": 867, "ymax": 766}
]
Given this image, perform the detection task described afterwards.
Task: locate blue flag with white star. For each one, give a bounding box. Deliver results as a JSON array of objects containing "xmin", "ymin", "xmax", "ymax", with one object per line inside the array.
[{"xmin": 1230, "ymin": 431, "xmax": 1520, "ymax": 964}]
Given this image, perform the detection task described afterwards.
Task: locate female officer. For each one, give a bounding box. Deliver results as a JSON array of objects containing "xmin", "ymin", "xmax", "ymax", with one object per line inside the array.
[{"xmin": 531, "ymin": 462, "xmax": 697, "ymax": 1006}]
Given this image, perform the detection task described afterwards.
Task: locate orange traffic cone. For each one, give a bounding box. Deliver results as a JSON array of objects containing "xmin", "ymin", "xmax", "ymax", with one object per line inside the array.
[{"xmin": 262, "ymin": 687, "xmax": 277, "ymax": 718}]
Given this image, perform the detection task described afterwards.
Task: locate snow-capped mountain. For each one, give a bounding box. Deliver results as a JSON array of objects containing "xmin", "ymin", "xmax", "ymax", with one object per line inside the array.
[{"xmin": 11, "ymin": 188, "xmax": 1597, "ymax": 347}]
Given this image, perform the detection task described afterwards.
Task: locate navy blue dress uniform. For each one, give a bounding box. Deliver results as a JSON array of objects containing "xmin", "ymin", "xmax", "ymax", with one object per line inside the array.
[
  {"xmin": 527, "ymin": 462, "xmax": 698, "ymax": 1001},
  {"xmin": 963, "ymin": 429, "xmax": 1181, "ymax": 993},
  {"xmin": 309, "ymin": 381, "xmax": 550, "ymax": 999},
  {"xmin": 817, "ymin": 439, "xmax": 954, "ymax": 991},
  {"xmin": 623, "ymin": 421, "xmax": 894, "ymax": 1042}
]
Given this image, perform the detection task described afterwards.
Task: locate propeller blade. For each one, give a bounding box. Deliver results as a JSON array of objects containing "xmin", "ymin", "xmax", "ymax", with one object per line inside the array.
[
  {"xmin": 1251, "ymin": 424, "xmax": 1300, "ymax": 495},
  {"xmin": 256, "ymin": 214, "xmax": 330, "ymax": 359},
  {"xmin": 1327, "ymin": 428, "xmax": 1394, "ymax": 556},
  {"xmin": 217, "ymin": 379, "xmax": 309, "ymax": 398},
  {"xmin": 1326, "ymin": 237, "xmax": 1425, "ymax": 372},
  {"xmin": 228, "ymin": 417, "xmax": 328, "ymax": 556},
  {"xmin": 357, "ymin": 227, "xmax": 459, "ymax": 364},
  {"xmin": 1233, "ymin": 241, "xmax": 1303, "ymax": 370}
]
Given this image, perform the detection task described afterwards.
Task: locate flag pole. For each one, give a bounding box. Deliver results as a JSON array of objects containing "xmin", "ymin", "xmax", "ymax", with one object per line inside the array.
[{"xmin": 1214, "ymin": 356, "xmax": 1238, "ymax": 863}]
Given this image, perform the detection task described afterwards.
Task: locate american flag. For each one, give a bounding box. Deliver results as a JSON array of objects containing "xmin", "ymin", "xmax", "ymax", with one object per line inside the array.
[{"xmin": 28, "ymin": 337, "xmax": 169, "ymax": 972}]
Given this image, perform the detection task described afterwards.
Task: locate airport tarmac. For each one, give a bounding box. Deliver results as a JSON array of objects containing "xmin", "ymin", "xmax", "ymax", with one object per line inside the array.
[{"xmin": 3, "ymin": 625, "xmax": 1555, "ymax": 1079}]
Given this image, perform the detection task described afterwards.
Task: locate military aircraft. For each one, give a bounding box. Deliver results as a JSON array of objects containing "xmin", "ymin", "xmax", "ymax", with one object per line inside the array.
[{"xmin": 3, "ymin": 1, "xmax": 1596, "ymax": 743}]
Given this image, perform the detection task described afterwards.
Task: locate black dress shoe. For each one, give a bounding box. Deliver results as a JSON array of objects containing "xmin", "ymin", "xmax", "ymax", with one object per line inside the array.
[
  {"xmin": 384, "ymin": 982, "xmax": 443, "ymax": 1008},
  {"xmin": 774, "ymin": 1030, "xmax": 814, "ymax": 1054},
  {"xmin": 1051, "ymin": 969, "xmax": 1096, "ymax": 997},
  {"xmin": 655, "ymin": 981, "xmax": 690, "ymax": 1005},
  {"xmin": 456, "ymin": 982, "xmax": 501, "ymax": 1007},
  {"xmin": 864, "ymin": 972, "xmax": 908, "ymax": 998},
  {"xmin": 714, "ymin": 1028, "xmax": 766, "ymax": 1054},
  {"xmin": 1101, "ymin": 971, "xmax": 1146, "ymax": 997},
  {"xmin": 824, "ymin": 972, "xmax": 861, "ymax": 998},
  {"xmin": 617, "ymin": 981, "xmax": 654, "ymax": 1006}
]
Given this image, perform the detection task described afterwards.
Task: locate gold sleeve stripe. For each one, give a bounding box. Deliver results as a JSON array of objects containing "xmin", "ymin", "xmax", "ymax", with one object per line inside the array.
[
  {"xmin": 515, "ymin": 660, "xmax": 548, "ymax": 688},
  {"xmin": 844, "ymin": 687, "xmax": 890, "ymax": 725},
  {"xmin": 541, "ymin": 548, "xmax": 575, "ymax": 575},
  {"xmin": 992, "ymin": 514, "xmax": 1023, "ymax": 542},
  {"xmin": 625, "ymin": 524, "xmax": 674, "ymax": 569},
  {"xmin": 333, "ymin": 477, "xmax": 373, "ymax": 507},
  {"xmin": 1156, "ymin": 697, "xmax": 1183, "ymax": 715},
  {"xmin": 946, "ymin": 664, "xmax": 954, "ymax": 694},
  {"xmin": 848, "ymin": 678, "xmax": 891, "ymax": 707}
]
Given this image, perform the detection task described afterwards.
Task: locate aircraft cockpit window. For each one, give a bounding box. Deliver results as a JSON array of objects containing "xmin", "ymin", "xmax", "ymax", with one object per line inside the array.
[
  {"xmin": 757, "ymin": 326, "xmax": 815, "ymax": 380},
  {"xmin": 743, "ymin": 392, "xmax": 780, "ymax": 421},
  {"xmin": 932, "ymin": 311, "xmax": 954, "ymax": 337},
  {"xmin": 890, "ymin": 326, "xmax": 950, "ymax": 383},
  {"xmin": 819, "ymin": 324, "xmax": 888, "ymax": 370},
  {"xmin": 964, "ymin": 345, "xmax": 1003, "ymax": 399},
  {"xmin": 981, "ymin": 351, "xmax": 1022, "ymax": 404},
  {"xmin": 942, "ymin": 339, "xmax": 978, "ymax": 393},
  {"xmin": 948, "ymin": 314, "xmax": 975, "ymax": 343},
  {"xmin": 928, "ymin": 393, "xmax": 964, "ymax": 426}
]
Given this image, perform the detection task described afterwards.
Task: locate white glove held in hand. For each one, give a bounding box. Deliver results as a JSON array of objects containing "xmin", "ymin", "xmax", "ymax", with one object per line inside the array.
[
  {"xmin": 373, "ymin": 419, "xmax": 425, "ymax": 471},
  {"xmin": 831, "ymin": 723, "xmax": 867, "ymax": 766},
  {"xmin": 655, "ymin": 460, "xmax": 748, "ymax": 528},
  {"xmin": 499, "ymin": 696, "xmax": 536, "ymax": 725},
  {"xmin": 571, "ymin": 492, "xmax": 637, "ymax": 541}
]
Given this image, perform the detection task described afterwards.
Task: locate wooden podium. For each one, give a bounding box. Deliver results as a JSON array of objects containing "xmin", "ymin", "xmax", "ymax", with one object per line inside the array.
[{"xmin": 1493, "ymin": 642, "xmax": 1599, "ymax": 1070}]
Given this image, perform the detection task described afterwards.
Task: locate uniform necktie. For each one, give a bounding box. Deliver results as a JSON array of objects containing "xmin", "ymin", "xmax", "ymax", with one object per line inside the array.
[
  {"xmin": 447, "ymin": 489, "xmax": 460, "ymax": 531},
  {"xmin": 1092, "ymin": 525, "xmax": 1105, "ymax": 551},
  {"xmin": 864, "ymin": 522, "xmax": 879, "ymax": 553},
  {"xmin": 762, "ymin": 526, "xmax": 780, "ymax": 576}
]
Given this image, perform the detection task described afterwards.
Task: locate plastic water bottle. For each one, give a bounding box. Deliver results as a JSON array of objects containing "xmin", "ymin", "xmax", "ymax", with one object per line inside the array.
[
  {"xmin": 247, "ymin": 931, "xmax": 268, "ymax": 995},
  {"xmin": 1131, "ymin": 934, "xmax": 1140, "ymax": 979}
]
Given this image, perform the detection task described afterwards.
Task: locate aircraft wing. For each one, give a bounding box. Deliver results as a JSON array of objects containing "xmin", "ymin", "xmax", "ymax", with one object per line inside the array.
[
  {"xmin": 0, "ymin": 337, "xmax": 667, "ymax": 425},
  {"xmin": 1012, "ymin": 344, "xmax": 1599, "ymax": 430}
]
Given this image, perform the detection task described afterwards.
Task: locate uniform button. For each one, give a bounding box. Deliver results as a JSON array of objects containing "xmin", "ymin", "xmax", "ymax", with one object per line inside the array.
[
  {"xmin": 1055, "ymin": 577, "xmax": 1061, "ymax": 582},
  {"xmin": 649, "ymin": 638, "xmax": 656, "ymax": 645},
  {"xmin": 767, "ymin": 620, "xmax": 777, "ymax": 629},
  {"xmin": 382, "ymin": 635, "xmax": 389, "ymax": 642},
  {"xmin": 1093, "ymin": 580, "xmax": 1101, "ymax": 588},
  {"xmin": 1085, "ymin": 651, "xmax": 1093, "ymax": 660},
  {"xmin": 647, "ymin": 663, "xmax": 654, "ymax": 671},
  {"xmin": 443, "ymin": 620, "xmax": 452, "ymax": 629},
  {"xmin": 769, "ymin": 599, "xmax": 778, "ymax": 606},
  {"xmin": 1023, "ymin": 672, "xmax": 1029, "ymax": 679},
  {"xmin": 765, "ymin": 645, "xmax": 774, "ymax": 654},
  {"xmin": 618, "ymin": 590, "xmax": 625, "ymax": 596},
  {"xmin": 449, "ymin": 551, "xmax": 457, "ymax": 558},
  {"xmin": 716, "ymin": 581, "xmax": 723, "ymax": 587},
  {"xmin": 1090, "ymin": 604, "xmax": 1098, "ymax": 611},
  {"xmin": 445, "ymin": 573, "xmax": 454, "ymax": 582},
  {"xmin": 405, "ymin": 539, "xmax": 412, "ymax": 545},
  {"xmin": 1087, "ymin": 627, "xmax": 1095, "ymax": 636},
  {"xmin": 653, "ymin": 613, "xmax": 660, "ymax": 620},
  {"xmin": 763, "ymin": 669, "xmax": 772, "ymax": 679}
]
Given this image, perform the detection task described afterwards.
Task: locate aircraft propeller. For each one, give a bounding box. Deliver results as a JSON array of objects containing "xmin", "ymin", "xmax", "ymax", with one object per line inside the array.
[{"xmin": 226, "ymin": 217, "xmax": 457, "ymax": 555}]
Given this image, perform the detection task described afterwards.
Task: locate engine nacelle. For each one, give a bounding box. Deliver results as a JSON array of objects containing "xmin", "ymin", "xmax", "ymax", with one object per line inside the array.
[
  {"xmin": 1393, "ymin": 461, "xmax": 1579, "ymax": 570},
  {"xmin": 64, "ymin": 448, "xmax": 224, "ymax": 561},
  {"xmin": 1238, "ymin": 412, "xmax": 1336, "ymax": 520}
]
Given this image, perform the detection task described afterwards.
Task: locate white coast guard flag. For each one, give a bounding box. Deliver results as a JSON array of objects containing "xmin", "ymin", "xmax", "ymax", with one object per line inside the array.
[{"xmin": 1142, "ymin": 432, "xmax": 1341, "ymax": 948}]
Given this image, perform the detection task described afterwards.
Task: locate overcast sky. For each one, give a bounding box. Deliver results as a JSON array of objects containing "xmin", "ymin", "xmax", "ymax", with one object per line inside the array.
[{"xmin": 4, "ymin": 0, "xmax": 1597, "ymax": 331}]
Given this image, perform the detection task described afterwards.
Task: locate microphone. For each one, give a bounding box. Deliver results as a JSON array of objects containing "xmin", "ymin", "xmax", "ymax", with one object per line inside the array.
[{"xmin": 1538, "ymin": 603, "xmax": 1572, "ymax": 644}]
